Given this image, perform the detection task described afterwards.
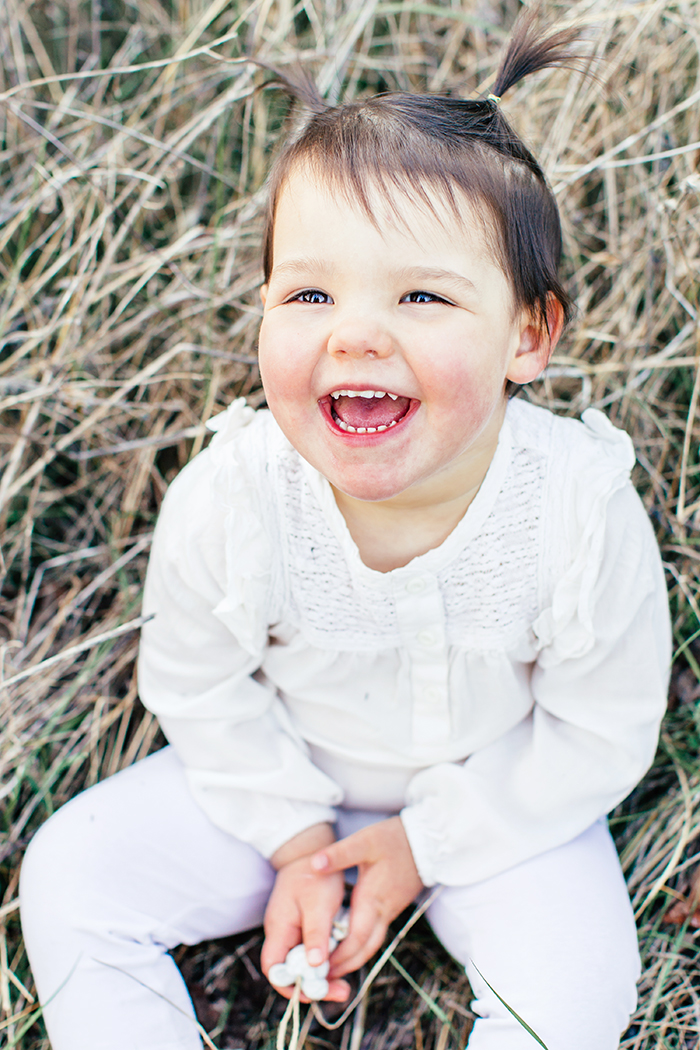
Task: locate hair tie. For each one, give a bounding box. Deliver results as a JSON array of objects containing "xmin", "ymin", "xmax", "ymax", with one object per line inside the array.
[{"xmin": 487, "ymin": 92, "xmax": 501, "ymax": 105}]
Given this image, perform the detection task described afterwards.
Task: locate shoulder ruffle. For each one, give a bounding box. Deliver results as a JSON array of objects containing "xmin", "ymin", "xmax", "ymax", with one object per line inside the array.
[
  {"xmin": 205, "ymin": 400, "xmax": 273, "ymax": 658},
  {"xmin": 532, "ymin": 409, "xmax": 635, "ymax": 667},
  {"xmin": 205, "ymin": 396, "xmax": 257, "ymax": 446}
]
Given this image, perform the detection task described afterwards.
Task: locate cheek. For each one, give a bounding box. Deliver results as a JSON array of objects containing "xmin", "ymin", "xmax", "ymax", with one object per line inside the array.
[
  {"xmin": 424, "ymin": 351, "xmax": 503, "ymax": 424},
  {"xmin": 258, "ymin": 321, "xmax": 302, "ymax": 403}
]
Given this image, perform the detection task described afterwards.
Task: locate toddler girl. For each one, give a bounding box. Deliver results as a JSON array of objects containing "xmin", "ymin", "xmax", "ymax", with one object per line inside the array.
[{"xmin": 20, "ymin": 12, "xmax": 671, "ymax": 1050}]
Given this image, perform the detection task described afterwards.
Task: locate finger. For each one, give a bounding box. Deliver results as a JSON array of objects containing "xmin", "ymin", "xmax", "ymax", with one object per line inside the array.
[
  {"xmin": 261, "ymin": 916, "xmax": 302, "ymax": 973},
  {"xmin": 310, "ymin": 830, "xmax": 367, "ymax": 875},
  {"xmin": 324, "ymin": 978, "xmax": 352, "ymax": 1003},
  {"xmin": 329, "ymin": 921, "xmax": 388, "ymax": 977},
  {"xmin": 328, "ymin": 896, "xmax": 386, "ymax": 976},
  {"xmin": 301, "ymin": 896, "xmax": 337, "ymax": 966}
]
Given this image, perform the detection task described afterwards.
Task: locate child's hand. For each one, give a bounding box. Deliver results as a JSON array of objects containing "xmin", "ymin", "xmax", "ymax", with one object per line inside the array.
[
  {"xmin": 261, "ymin": 824, "xmax": 350, "ymax": 1002},
  {"xmin": 310, "ymin": 816, "xmax": 424, "ymax": 978}
]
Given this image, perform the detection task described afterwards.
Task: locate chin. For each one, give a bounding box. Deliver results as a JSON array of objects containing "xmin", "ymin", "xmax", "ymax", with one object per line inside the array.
[{"xmin": 330, "ymin": 472, "xmax": 411, "ymax": 503}]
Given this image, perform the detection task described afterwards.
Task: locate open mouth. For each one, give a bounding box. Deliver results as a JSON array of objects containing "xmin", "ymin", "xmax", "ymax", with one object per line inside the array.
[{"xmin": 325, "ymin": 389, "xmax": 413, "ymax": 434}]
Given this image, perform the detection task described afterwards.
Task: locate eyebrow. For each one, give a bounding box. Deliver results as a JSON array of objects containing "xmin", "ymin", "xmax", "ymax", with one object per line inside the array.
[
  {"xmin": 269, "ymin": 258, "xmax": 336, "ymax": 281},
  {"xmin": 270, "ymin": 259, "xmax": 477, "ymax": 293},
  {"xmin": 395, "ymin": 266, "xmax": 477, "ymax": 293}
]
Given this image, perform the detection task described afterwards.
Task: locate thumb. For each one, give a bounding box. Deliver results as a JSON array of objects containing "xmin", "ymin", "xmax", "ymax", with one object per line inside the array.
[{"xmin": 310, "ymin": 833, "xmax": 363, "ymax": 875}]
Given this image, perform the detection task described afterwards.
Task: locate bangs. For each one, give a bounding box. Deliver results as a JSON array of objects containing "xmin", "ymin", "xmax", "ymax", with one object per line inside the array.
[{"xmin": 283, "ymin": 154, "xmax": 508, "ymax": 282}]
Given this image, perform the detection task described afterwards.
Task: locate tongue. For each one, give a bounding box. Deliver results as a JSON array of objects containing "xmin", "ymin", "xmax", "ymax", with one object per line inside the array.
[{"xmin": 333, "ymin": 395, "xmax": 410, "ymax": 428}]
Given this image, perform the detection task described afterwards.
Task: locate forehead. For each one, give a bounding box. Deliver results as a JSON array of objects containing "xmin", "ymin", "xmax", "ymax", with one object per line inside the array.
[{"xmin": 271, "ymin": 163, "xmax": 495, "ymax": 264}]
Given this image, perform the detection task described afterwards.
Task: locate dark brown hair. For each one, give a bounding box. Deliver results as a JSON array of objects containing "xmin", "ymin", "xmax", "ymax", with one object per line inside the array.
[{"xmin": 261, "ymin": 9, "xmax": 584, "ymax": 341}]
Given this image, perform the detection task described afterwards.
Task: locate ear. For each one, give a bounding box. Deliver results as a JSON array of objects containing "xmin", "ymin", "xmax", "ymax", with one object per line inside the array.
[
  {"xmin": 260, "ymin": 283, "xmax": 268, "ymax": 307},
  {"xmin": 505, "ymin": 295, "xmax": 565, "ymax": 386}
]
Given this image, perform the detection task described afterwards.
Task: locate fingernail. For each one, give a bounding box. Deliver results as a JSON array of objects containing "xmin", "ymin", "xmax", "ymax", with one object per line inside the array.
[
  {"xmin": 307, "ymin": 948, "xmax": 323, "ymax": 966},
  {"xmin": 310, "ymin": 853, "xmax": 327, "ymax": 871}
]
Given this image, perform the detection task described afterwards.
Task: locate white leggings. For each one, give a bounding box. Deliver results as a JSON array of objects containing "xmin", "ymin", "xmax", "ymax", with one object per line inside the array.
[{"xmin": 20, "ymin": 748, "xmax": 640, "ymax": 1050}]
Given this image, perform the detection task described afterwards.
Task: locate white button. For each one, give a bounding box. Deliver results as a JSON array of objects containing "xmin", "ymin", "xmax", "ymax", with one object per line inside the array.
[
  {"xmin": 417, "ymin": 629, "xmax": 437, "ymax": 647},
  {"xmin": 423, "ymin": 686, "xmax": 442, "ymax": 704},
  {"xmin": 405, "ymin": 577, "xmax": 427, "ymax": 594}
]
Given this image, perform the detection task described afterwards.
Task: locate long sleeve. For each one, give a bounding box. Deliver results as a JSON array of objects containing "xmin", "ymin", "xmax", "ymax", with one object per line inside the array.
[
  {"xmin": 138, "ymin": 412, "xmax": 342, "ymax": 858},
  {"xmin": 401, "ymin": 481, "xmax": 670, "ymax": 887}
]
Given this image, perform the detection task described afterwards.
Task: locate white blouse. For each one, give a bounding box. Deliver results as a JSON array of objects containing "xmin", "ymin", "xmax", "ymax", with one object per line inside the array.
[{"xmin": 138, "ymin": 397, "xmax": 671, "ymax": 887}]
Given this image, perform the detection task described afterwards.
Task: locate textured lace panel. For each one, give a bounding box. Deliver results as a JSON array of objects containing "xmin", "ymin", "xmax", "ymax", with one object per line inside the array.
[
  {"xmin": 438, "ymin": 446, "xmax": 546, "ymax": 648},
  {"xmin": 277, "ymin": 452, "xmax": 402, "ymax": 649},
  {"xmin": 274, "ymin": 440, "xmax": 546, "ymax": 653}
]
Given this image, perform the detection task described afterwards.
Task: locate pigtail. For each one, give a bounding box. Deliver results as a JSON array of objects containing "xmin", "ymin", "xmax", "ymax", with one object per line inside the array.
[
  {"xmin": 492, "ymin": 6, "xmax": 585, "ymax": 101},
  {"xmin": 250, "ymin": 58, "xmax": 327, "ymax": 115}
]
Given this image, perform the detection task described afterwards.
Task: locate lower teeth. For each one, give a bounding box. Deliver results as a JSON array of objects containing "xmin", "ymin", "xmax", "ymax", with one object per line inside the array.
[{"xmin": 336, "ymin": 419, "xmax": 397, "ymax": 433}]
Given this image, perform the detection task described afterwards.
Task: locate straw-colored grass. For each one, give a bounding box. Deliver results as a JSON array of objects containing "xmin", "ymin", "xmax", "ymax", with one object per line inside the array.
[{"xmin": 1, "ymin": 0, "xmax": 700, "ymax": 1046}]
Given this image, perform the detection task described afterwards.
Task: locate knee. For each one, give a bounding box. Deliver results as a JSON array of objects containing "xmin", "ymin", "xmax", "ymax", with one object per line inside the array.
[
  {"xmin": 21, "ymin": 793, "xmax": 118, "ymax": 943},
  {"xmin": 466, "ymin": 943, "xmax": 639, "ymax": 1050}
]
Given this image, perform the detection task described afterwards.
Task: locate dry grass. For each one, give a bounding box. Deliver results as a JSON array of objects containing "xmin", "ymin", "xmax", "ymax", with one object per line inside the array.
[{"xmin": 1, "ymin": 0, "xmax": 700, "ymax": 1046}]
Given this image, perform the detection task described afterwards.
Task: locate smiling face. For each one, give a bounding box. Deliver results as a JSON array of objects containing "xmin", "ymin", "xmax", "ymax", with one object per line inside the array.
[{"xmin": 258, "ymin": 165, "xmax": 559, "ymax": 506}]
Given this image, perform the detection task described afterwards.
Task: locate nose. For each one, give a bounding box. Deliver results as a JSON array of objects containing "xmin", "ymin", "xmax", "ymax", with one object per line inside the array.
[{"xmin": 326, "ymin": 315, "xmax": 395, "ymax": 359}]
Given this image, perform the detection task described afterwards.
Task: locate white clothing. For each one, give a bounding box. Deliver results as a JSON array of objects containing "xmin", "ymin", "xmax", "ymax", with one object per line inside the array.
[
  {"xmin": 20, "ymin": 747, "xmax": 641, "ymax": 1050},
  {"xmin": 138, "ymin": 397, "xmax": 670, "ymax": 887}
]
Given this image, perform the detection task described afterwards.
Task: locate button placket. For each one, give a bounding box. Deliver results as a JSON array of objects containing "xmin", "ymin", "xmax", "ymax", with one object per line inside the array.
[{"xmin": 395, "ymin": 575, "xmax": 450, "ymax": 745}]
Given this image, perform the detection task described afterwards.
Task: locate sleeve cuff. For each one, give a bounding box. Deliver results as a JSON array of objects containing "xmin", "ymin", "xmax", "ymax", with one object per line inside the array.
[
  {"xmin": 185, "ymin": 773, "xmax": 338, "ymax": 858},
  {"xmin": 400, "ymin": 801, "xmax": 442, "ymax": 887}
]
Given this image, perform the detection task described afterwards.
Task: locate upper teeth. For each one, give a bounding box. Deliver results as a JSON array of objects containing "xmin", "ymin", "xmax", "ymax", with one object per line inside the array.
[{"xmin": 331, "ymin": 390, "xmax": 398, "ymax": 399}]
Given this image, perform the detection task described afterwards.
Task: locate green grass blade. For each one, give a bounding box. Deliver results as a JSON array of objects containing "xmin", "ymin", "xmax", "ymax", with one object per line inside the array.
[
  {"xmin": 469, "ymin": 963, "xmax": 550, "ymax": 1049},
  {"xmin": 388, "ymin": 955, "xmax": 460, "ymax": 1040}
]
